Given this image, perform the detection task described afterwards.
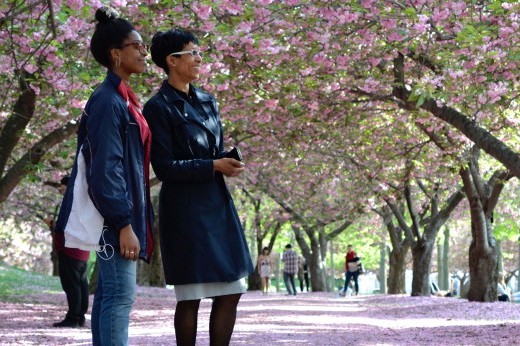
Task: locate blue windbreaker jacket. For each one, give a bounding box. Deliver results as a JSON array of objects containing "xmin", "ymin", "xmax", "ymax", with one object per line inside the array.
[{"xmin": 55, "ymin": 72, "xmax": 154, "ymax": 262}]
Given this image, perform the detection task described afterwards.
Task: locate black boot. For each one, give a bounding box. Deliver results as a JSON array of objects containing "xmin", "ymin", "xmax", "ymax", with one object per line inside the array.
[
  {"xmin": 79, "ymin": 316, "xmax": 86, "ymax": 327},
  {"xmin": 53, "ymin": 318, "xmax": 79, "ymax": 328}
]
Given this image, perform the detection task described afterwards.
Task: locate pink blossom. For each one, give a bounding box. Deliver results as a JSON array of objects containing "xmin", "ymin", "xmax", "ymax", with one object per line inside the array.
[
  {"xmin": 67, "ymin": 0, "xmax": 84, "ymax": 11},
  {"xmin": 312, "ymin": 53, "xmax": 326, "ymax": 64},
  {"xmin": 70, "ymin": 99, "xmax": 87, "ymax": 109},
  {"xmin": 487, "ymin": 82, "xmax": 508, "ymax": 104},
  {"xmin": 360, "ymin": 0, "xmax": 375, "ymax": 9},
  {"xmin": 201, "ymin": 22, "xmax": 215, "ymax": 32},
  {"xmin": 308, "ymin": 101, "xmax": 319, "ymax": 111},
  {"xmin": 368, "ymin": 57, "xmax": 381, "ymax": 67},
  {"xmin": 24, "ymin": 63, "xmax": 38, "ymax": 74},
  {"xmin": 413, "ymin": 22, "xmax": 430, "ymax": 33},
  {"xmin": 386, "ymin": 31, "xmax": 404, "ymax": 42},
  {"xmin": 222, "ymin": 2, "xmax": 244, "ymax": 15},
  {"xmin": 30, "ymin": 84, "xmax": 40, "ymax": 95},
  {"xmin": 449, "ymin": 1, "xmax": 467, "ymax": 16},
  {"xmin": 300, "ymin": 68, "xmax": 314, "ymax": 76},
  {"xmin": 216, "ymin": 81, "xmax": 229, "ymax": 91},
  {"xmin": 381, "ymin": 18, "xmax": 397, "ymax": 30},
  {"xmin": 499, "ymin": 26, "xmax": 515, "ymax": 39},
  {"xmin": 475, "ymin": 75, "xmax": 487, "ymax": 83},
  {"xmin": 193, "ymin": 3, "xmax": 212, "ymax": 20},
  {"xmin": 111, "ymin": 0, "xmax": 127, "ymax": 7},
  {"xmin": 361, "ymin": 78, "xmax": 381, "ymax": 93},
  {"xmin": 264, "ymin": 99, "xmax": 278, "ymax": 110},
  {"xmin": 432, "ymin": 8, "xmax": 450, "ymax": 21},
  {"xmin": 237, "ymin": 22, "xmax": 252, "ymax": 33}
]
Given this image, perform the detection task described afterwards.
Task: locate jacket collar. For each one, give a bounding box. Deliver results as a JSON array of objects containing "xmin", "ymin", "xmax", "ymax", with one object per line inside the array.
[
  {"xmin": 159, "ymin": 80, "xmax": 212, "ymax": 104},
  {"xmin": 106, "ymin": 70, "xmax": 122, "ymax": 89}
]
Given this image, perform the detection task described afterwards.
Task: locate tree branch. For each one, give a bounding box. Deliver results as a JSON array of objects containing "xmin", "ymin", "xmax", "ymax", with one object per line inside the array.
[
  {"xmin": 0, "ymin": 119, "xmax": 79, "ymax": 204},
  {"xmin": 0, "ymin": 71, "xmax": 36, "ymax": 176}
]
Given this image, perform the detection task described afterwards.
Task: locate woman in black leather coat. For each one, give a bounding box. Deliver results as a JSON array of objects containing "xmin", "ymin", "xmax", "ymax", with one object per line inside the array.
[{"xmin": 143, "ymin": 29, "xmax": 254, "ymax": 346}]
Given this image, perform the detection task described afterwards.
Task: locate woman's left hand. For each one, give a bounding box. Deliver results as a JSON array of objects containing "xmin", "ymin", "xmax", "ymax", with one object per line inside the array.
[{"xmin": 119, "ymin": 224, "xmax": 140, "ymax": 261}]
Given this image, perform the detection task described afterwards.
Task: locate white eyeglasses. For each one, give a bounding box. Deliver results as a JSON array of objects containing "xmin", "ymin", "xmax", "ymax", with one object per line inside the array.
[{"xmin": 169, "ymin": 50, "xmax": 203, "ymax": 58}]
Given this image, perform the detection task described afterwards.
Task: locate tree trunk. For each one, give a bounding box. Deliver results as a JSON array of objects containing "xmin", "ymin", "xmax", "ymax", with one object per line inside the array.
[
  {"xmin": 459, "ymin": 158, "xmax": 507, "ymax": 302},
  {"xmin": 467, "ymin": 240, "xmax": 497, "ymax": 301},
  {"xmin": 387, "ymin": 244, "xmax": 408, "ymax": 294},
  {"xmin": 411, "ymin": 238, "xmax": 435, "ymax": 296},
  {"xmin": 467, "ymin": 223, "xmax": 498, "ymax": 302},
  {"xmin": 308, "ymin": 239, "xmax": 327, "ymax": 291},
  {"xmin": 496, "ymin": 240, "xmax": 503, "ymax": 274},
  {"xmin": 136, "ymin": 195, "xmax": 165, "ymax": 287},
  {"xmin": 378, "ymin": 244, "xmax": 387, "ymax": 294},
  {"xmin": 517, "ymin": 238, "xmax": 520, "ymax": 292},
  {"xmin": 137, "ymin": 220, "xmax": 165, "ymax": 287},
  {"xmin": 437, "ymin": 242, "xmax": 444, "ymax": 289},
  {"xmin": 441, "ymin": 227, "xmax": 450, "ymax": 290},
  {"xmin": 293, "ymin": 225, "xmax": 328, "ymax": 291}
]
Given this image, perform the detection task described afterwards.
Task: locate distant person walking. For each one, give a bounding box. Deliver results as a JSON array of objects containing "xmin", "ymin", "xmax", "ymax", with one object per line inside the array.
[
  {"xmin": 340, "ymin": 245, "xmax": 362, "ymax": 296},
  {"xmin": 257, "ymin": 247, "xmax": 273, "ymax": 295},
  {"xmin": 298, "ymin": 256, "xmax": 310, "ymax": 292},
  {"xmin": 497, "ymin": 272, "xmax": 511, "ymax": 302},
  {"xmin": 282, "ymin": 244, "xmax": 298, "ymax": 296}
]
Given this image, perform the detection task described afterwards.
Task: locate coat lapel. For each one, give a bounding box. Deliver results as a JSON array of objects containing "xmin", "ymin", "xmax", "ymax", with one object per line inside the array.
[{"xmin": 159, "ymin": 81, "xmax": 218, "ymax": 139}]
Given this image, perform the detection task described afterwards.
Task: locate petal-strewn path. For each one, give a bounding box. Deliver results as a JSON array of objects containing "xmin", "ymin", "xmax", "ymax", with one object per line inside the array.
[{"xmin": 1, "ymin": 286, "xmax": 519, "ymax": 345}]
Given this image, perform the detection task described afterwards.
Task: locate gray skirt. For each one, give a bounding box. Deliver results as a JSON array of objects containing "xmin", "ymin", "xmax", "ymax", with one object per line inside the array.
[{"xmin": 174, "ymin": 277, "xmax": 247, "ymax": 301}]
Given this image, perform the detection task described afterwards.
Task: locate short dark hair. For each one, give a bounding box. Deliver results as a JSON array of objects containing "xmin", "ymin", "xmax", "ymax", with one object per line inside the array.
[
  {"xmin": 285, "ymin": 244, "xmax": 292, "ymax": 249},
  {"xmin": 90, "ymin": 7, "xmax": 135, "ymax": 68},
  {"xmin": 60, "ymin": 175, "xmax": 70, "ymax": 186},
  {"xmin": 150, "ymin": 29, "xmax": 199, "ymax": 74}
]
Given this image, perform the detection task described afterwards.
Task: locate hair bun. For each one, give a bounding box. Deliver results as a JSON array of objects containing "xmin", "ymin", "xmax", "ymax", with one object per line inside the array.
[{"xmin": 95, "ymin": 6, "xmax": 120, "ymax": 24}]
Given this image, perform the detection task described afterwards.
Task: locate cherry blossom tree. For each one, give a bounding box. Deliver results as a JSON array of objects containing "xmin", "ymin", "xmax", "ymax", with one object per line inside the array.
[{"xmin": 1, "ymin": 1, "xmax": 519, "ymax": 299}]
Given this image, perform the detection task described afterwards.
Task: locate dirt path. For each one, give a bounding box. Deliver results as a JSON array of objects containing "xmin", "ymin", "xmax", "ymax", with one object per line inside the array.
[{"xmin": 1, "ymin": 286, "xmax": 519, "ymax": 345}]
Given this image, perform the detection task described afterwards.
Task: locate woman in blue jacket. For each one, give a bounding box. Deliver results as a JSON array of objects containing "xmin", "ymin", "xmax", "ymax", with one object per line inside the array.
[
  {"xmin": 55, "ymin": 7, "xmax": 153, "ymax": 345},
  {"xmin": 143, "ymin": 29, "xmax": 253, "ymax": 345}
]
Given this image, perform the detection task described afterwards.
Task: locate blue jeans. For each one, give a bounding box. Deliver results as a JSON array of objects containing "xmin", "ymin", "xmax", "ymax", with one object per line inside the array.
[
  {"xmin": 283, "ymin": 271, "xmax": 297, "ymax": 295},
  {"xmin": 343, "ymin": 271, "xmax": 359, "ymax": 294},
  {"xmin": 92, "ymin": 252, "xmax": 136, "ymax": 346}
]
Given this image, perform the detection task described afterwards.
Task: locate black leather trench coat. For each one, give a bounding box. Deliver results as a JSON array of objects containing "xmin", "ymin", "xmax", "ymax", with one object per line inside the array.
[{"xmin": 143, "ymin": 81, "xmax": 253, "ymax": 285}]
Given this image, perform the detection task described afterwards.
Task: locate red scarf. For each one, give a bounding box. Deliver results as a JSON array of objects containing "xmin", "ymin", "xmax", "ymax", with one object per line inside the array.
[{"xmin": 116, "ymin": 81, "xmax": 151, "ymax": 176}]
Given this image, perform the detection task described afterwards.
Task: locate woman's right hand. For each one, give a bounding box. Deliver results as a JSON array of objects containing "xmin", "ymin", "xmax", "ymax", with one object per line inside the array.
[{"xmin": 213, "ymin": 158, "xmax": 245, "ymax": 177}]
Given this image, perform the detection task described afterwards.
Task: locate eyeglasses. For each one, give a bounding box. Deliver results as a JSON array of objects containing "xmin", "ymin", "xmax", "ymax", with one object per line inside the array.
[
  {"xmin": 121, "ymin": 41, "xmax": 149, "ymax": 54},
  {"xmin": 169, "ymin": 50, "xmax": 203, "ymax": 58}
]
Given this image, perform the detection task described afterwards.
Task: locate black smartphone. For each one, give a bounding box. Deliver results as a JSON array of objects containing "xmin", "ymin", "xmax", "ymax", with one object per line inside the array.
[{"xmin": 225, "ymin": 147, "xmax": 243, "ymax": 161}]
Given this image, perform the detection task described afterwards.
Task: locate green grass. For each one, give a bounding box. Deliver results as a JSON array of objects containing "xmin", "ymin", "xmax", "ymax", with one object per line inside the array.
[{"xmin": 0, "ymin": 261, "xmax": 62, "ymax": 302}]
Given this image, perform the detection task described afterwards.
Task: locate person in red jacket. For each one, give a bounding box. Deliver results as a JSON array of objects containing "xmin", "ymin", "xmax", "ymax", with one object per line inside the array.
[
  {"xmin": 46, "ymin": 176, "xmax": 90, "ymax": 327},
  {"xmin": 339, "ymin": 245, "xmax": 362, "ymax": 296}
]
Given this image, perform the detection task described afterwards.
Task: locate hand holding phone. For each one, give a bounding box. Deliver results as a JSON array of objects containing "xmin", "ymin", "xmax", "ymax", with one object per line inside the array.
[{"xmin": 225, "ymin": 147, "xmax": 243, "ymax": 161}]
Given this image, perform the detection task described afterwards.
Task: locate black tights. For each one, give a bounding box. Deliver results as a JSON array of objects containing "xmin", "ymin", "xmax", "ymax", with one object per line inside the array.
[{"xmin": 174, "ymin": 293, "xmax": 242, "ymax": 346}]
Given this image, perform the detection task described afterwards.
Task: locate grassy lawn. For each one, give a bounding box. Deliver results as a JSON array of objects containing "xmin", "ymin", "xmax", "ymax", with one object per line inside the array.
[{"xmin": 0, "ymin": 261, "xmax": 62, "ymax": 302}]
